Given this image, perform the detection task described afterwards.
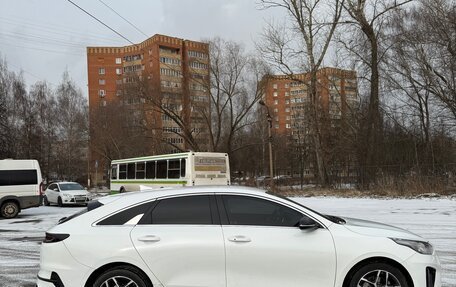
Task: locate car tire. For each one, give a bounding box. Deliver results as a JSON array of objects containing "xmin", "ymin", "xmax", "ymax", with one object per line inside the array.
[
  {"xmin": 93, "ymin": 265, "xmax": 151, "ymax": 287},
  {"xmin": 43, "ymin": 196, "xmax": 50, "ymax": 206},
  {"xmin": 348, "ymin": 262, "xmax": 409, "ymax": 287},
  {"xmin": 1, "ymin": 201, "xmax": 20, "ymax": 219},
  {"xmin": 120, "ymin": 187, "xmax": 126, "ymax": 193},
  {"xmin": 57, "ymin": 197, "xmax": 63, "ymax": 207}
]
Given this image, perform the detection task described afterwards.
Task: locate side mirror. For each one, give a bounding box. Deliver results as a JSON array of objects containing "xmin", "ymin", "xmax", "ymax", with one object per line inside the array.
[
  {"xmin": 53, "ymin": 188, "xmax": 59, "ymax": 192},
  {"xmin": 299, "ymin": 216, "xmax": 320, "ymax": 230}
]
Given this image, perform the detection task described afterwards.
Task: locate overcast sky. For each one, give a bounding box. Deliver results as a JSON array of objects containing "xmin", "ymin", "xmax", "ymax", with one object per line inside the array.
[{"xmin": 0, "ymin": 0, "xmax": 286, "ymax": 96}]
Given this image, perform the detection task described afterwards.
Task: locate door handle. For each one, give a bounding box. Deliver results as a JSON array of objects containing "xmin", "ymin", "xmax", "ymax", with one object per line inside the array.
[
  {"xmin": 228, "ymin": 235, "xmax": 251, "ymax": 243},
  {"xmin": 138, "ymin": 235, "xmax": 161, "ymax": 242}
]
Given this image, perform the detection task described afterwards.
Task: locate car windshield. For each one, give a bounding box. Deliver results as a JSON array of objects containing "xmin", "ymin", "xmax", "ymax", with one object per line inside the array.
[{"xmin": 59, "ymin": 183, "xmax": 84, "ymax": 191}]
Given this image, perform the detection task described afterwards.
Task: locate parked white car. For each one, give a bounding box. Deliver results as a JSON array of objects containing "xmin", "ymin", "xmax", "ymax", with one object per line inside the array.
[
  {"xmin": 37, "ymin": 186, "xmax": 440, "ymax": 287},
  {"xmin": 0, "ymin": 159, "xmax": 43, "ymax": 218},
  {"xmin": 43, "ymin": 182, "xmax": 90, "ymax": 207}
]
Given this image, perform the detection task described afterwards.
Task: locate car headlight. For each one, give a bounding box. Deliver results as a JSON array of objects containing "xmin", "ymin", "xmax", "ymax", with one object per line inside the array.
[
  {"xmin": 62, "ymin": 193, "xmax": 72, "ymax": 198},
  {"xmin": 390, "ymin": 238, "xmax": 434, "ymax": 255}
]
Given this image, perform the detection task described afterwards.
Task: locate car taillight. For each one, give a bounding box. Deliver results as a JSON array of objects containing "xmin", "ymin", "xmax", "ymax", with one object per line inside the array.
[{"xmin": 43, "ymin": 233, "xmax": 70, "ymax": 243}]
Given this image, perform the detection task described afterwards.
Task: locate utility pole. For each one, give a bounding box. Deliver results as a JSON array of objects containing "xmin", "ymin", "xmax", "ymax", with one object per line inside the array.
[{"xmin": 259, "ymin": 100, "xmax": 275, "ymax": 190}]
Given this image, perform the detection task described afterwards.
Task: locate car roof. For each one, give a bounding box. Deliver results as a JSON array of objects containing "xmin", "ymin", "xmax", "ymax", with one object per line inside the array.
[{"xmin": 99, "ymin": 185, "xmax": 268, "ymax": 205}]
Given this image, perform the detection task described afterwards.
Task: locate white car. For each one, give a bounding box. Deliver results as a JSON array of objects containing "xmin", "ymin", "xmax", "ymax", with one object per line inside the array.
[
  {"xmin": 43, "ymin": 182, "xmax": 90, "ymax": 207},
  {"xmin": 37, "ymin": 186, "xmax": 441, "ymax": 287}
]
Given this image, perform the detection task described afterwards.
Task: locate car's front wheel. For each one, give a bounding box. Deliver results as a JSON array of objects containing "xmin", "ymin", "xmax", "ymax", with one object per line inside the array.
[
  {"xmin": 0, "ymin": 201, "xmax": 20, "ymax": 218},
  {"xmin": 93, "ymin": 266, "xmax": 151, "ymax": 287},
  {"xmin": 349, "ymin": 262, "xmax": 409, "ymax": 287}
]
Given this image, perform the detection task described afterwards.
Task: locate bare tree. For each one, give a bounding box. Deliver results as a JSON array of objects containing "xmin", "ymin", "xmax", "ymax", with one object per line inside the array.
[
  {"xmin": 55, "ymin": 71, "xmax": 88, "ymax": 181},
  {"xmin": 258, "ymin": 0, "xmax": 344, "ymax": 186},
  {"xmin": 207, "ymin": 38, "xmax": 269, "ymax": 155},
  {"xmin": 339, "ymin": 0, "xmax": 413, "ymax": 187}
]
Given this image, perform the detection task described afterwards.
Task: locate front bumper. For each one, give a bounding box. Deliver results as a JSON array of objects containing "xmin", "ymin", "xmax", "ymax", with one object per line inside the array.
[
  {"xmin": 403, "ymin": 252, "xmax": 441, "ymax": 287},
  {"xmin": 61, "ymin": 196, "xmax": 90, "ymax": 205}
]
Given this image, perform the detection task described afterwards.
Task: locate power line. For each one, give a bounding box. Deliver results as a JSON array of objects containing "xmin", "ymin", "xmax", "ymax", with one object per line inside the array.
[
  {"xmin": 65, "ymin": 0, "xmax": 134, "ymax": 45},
  {"xmin": 97, "ymin": 0, "xmax": 148, "ymax": 38}
]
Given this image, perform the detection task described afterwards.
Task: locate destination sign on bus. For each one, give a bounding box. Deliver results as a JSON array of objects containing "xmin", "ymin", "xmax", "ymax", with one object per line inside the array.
[{"xmin": 194, "ymin": 157, "xmax": 227, "ymax": 173}]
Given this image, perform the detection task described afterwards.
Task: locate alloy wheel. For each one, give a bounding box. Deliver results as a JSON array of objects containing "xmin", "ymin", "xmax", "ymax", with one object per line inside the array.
[
  {"xmin": 101, "ymin": 276, "xmax": 140, "ymax": 287},
  {"xmin": 358, "ymin": 269, "xmax": 401, "ymax": 287}
]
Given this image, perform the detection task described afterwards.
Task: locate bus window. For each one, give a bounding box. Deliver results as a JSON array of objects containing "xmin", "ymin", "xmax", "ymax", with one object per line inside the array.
[
  {"xmin": 156, "ymin": 160, "xmax": 167, "ymax": 179},
  {"xmin": 181, "ymin": 158, "xmax": 186, "ymax": 177},
  {"xmin": 168, "ymin": 159, "xmax": 180, "ymax": 179},
  {"xmin": 136, "ymin": 162, "xmax": 145, "ymax": 179},
  {"xmin": 127, "ymin": 163, "xmax": 135, "ymax": 179},
  {"xmin": 146, "ymin": 161, "xmax": 156, "ymax": 179},
  {"xmin": 119, "ymin": 164, "xmax": 127, "ymax": 179},
  {"xmin": 111, "ymin": 165, "xmax": 117, "ymax": 180}
]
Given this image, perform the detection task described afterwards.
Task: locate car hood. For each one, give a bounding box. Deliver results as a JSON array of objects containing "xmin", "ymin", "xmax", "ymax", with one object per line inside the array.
[
  {"xmin": 341, "ymin": 217, "xmax": 423, "ymax": 240},
  {"xmin": 61, "ymin": 190, "xmax": 89, "ymax": 196}
]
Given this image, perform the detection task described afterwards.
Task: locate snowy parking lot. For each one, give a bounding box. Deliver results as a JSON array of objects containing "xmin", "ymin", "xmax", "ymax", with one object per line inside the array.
[{"xmin": 0, "ymin": 197, "xmax": 455, "ymax": 287}]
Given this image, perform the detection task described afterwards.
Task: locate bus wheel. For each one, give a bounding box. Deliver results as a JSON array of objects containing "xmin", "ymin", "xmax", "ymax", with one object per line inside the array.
[
  {"xmin": 120, "ymin": 187, "xmax": 126, "ymax": 193},
  {"xmin": 1, "ymin": 201, "xmax": 20, "ymax": 219}
]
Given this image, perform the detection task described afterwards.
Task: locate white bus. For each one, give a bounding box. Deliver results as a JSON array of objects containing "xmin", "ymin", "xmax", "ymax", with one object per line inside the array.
[
  {"xmin": 110, "ymin": 152, "xmax": 230, "ymax": 193},
  {"xmin": 0, "ymin": 159, "xmax": 43, "ymax": 218}
]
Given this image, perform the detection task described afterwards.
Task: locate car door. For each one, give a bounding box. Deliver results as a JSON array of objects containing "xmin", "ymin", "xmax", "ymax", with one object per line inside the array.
[
  {"xmin": 130, "ymin": 194, "xmax": 226, "ymax": 287},
  {"xmin": 46, "ymin": 184, "xmax": 58, "ymax": 203},
  {"xmin": 219, "ymin": 194, "xmax": 336, "ymax": 287}
]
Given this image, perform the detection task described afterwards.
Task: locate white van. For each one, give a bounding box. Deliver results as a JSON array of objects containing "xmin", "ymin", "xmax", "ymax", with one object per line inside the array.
[{"xmin": 0, "ymin": 159, "xmax": 43, "ymax": 218}]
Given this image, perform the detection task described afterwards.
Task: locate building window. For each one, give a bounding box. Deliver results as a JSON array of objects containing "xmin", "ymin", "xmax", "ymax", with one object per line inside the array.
[
  {"xmin": 273, "ymin": 108, "xmax": 278, "ymax": 113},
  {"xmin": 116, "ymin": 68, "xmax": 122, "ymax": 75},
  {"xmin": 273, "ymin": 92, "xmax": 278, "ymax": 97},
  {"xmin": 188, "ymin": 50, "xmax": 208, "ymax": 59},
  {"xmin": 99, "ymin": 79, "xmax": 105, "ymax": 85},
  {"xmin": 285, "ymin": 100, "xmax": 289, "ymax": 104},
  {"xmin": 286, "ymin": 123, "xmax": 291, "ymax": 129},
  {"xmin": 285, "ymin": 108, "xmax": 290, "ymax": 113},
  {"xmin": 160, "ymin": 68, "xmax": 182, "ymax": 78},
  {"xmin": 285, "ymin": 92, "xmax": 289, "ymax": 97},
  {"xmin": 98, "ymin": 90, "xmax": 106, "ymax": 97},
  {"xmin": 274, "ymin": 100, "xmax": 278, "ymax": 105},
  {"xmin": 275, "ymin": 124, "xmax": 279, "ymax": 129},
  {"xmin": 115, "ymin": 58, "xmax": 122, "ymax": 64},
  {"xmin": 286, "ymin": 116, "xmax": 290, "ymax": 120},
  {"xmin": 116, "ymin": 79, "xmax": 122, "ymax": 85},
  {"xmin": 116, "ymin": 90, "xmax": 122, "ymax": 96},
  {"xmin": 160, "ymin": 57, "xmax": 181, "ymax": 65},
  {"xmin": 99, "ymin": 68, "xmax": 105, "ymax": 75},
  {"xmin": 273, "ymin": 84, "xmax": 278, "ymax": 89},
  {"xmin": 285, "ymin": 83, "xmax": 289, "ymax": 88},
  {"xmin": 189, "ymin": 61, "xmax": 208, "ymax": 70},
  {"xmin": 275, "ymin": 116, "xmax": 279, "ymax": 122}
]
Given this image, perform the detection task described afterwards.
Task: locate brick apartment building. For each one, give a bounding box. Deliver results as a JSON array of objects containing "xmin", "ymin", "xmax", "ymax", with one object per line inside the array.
[
  {"xmin": 87, "ymin": 34, "xmax": 210, "ymax": 186},
  {"xmin": 263, "ymin": 68, "xmax": 358, "ymax": 177}
]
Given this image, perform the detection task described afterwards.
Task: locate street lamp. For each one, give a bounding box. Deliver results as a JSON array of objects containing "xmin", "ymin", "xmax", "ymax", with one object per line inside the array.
[{"xmin": 258, "ymin": 100, "xmax": 275, "ymax": 190}]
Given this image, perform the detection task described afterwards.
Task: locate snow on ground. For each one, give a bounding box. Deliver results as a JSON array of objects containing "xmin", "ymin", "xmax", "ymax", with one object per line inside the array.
[
  {"xmin": 0, "ymin": 206, "xmax": 84, "ymax": 287},
  {"xmin": 293, "ymin": 197, "xmax": 456, "ymax": 287},
  {"xmin": 0, "ymin": 197, "xmax": 454, "ymax": 287}
]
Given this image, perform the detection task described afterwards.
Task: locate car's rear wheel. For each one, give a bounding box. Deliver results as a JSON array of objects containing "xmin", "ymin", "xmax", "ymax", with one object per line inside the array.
[
  {"xmin": 1, "ymin": 201, "xmax": 20, "ymax": 219},
  {"xmin": 43, "ymin": 196, "xmax": 50, "ymax": 206},
  {"xmin": 93, "ymin": 266, "xmax": 151, "ymax": 287},
  {"xmin": 57, "ymin": 197, "xmax": 63, "ymax": 207},
  {"xmin": 349, "ymin": 262, "xmax": 409, "ymax": 287}
]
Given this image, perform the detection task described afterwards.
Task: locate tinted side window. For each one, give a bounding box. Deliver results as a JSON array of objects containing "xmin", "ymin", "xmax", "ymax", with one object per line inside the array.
[
  {"xmin": 98, "ymin": 202, "xmax": 152, "ymax": 225},
  {"xmin": 119, "ymin": 164, "xmax": 127, "ymax": 179},
  {"xmin": 168, "ymin": 159, "xmax": 180, "ymax": 179},
  {"xmin": 222, "ymin": 195, "xmax": 302, "ymax": 227},
  {"xmin": 146, "ymin": 161, "xmax": 155, "ymax": 179},
  {"xmin": 149, "ymin": 195, "xmax": 212, "ymax": 224},
  {"xmin": 127, "ymin": 163, "xmax": 135, "ymax": 179},
  {"xmin": 0, "ymin": 170, "xmax": 38, "ymax": 186},
  {"xmin": 156, "ymin": 160, "xmax": 167, "ymax": 179}
]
